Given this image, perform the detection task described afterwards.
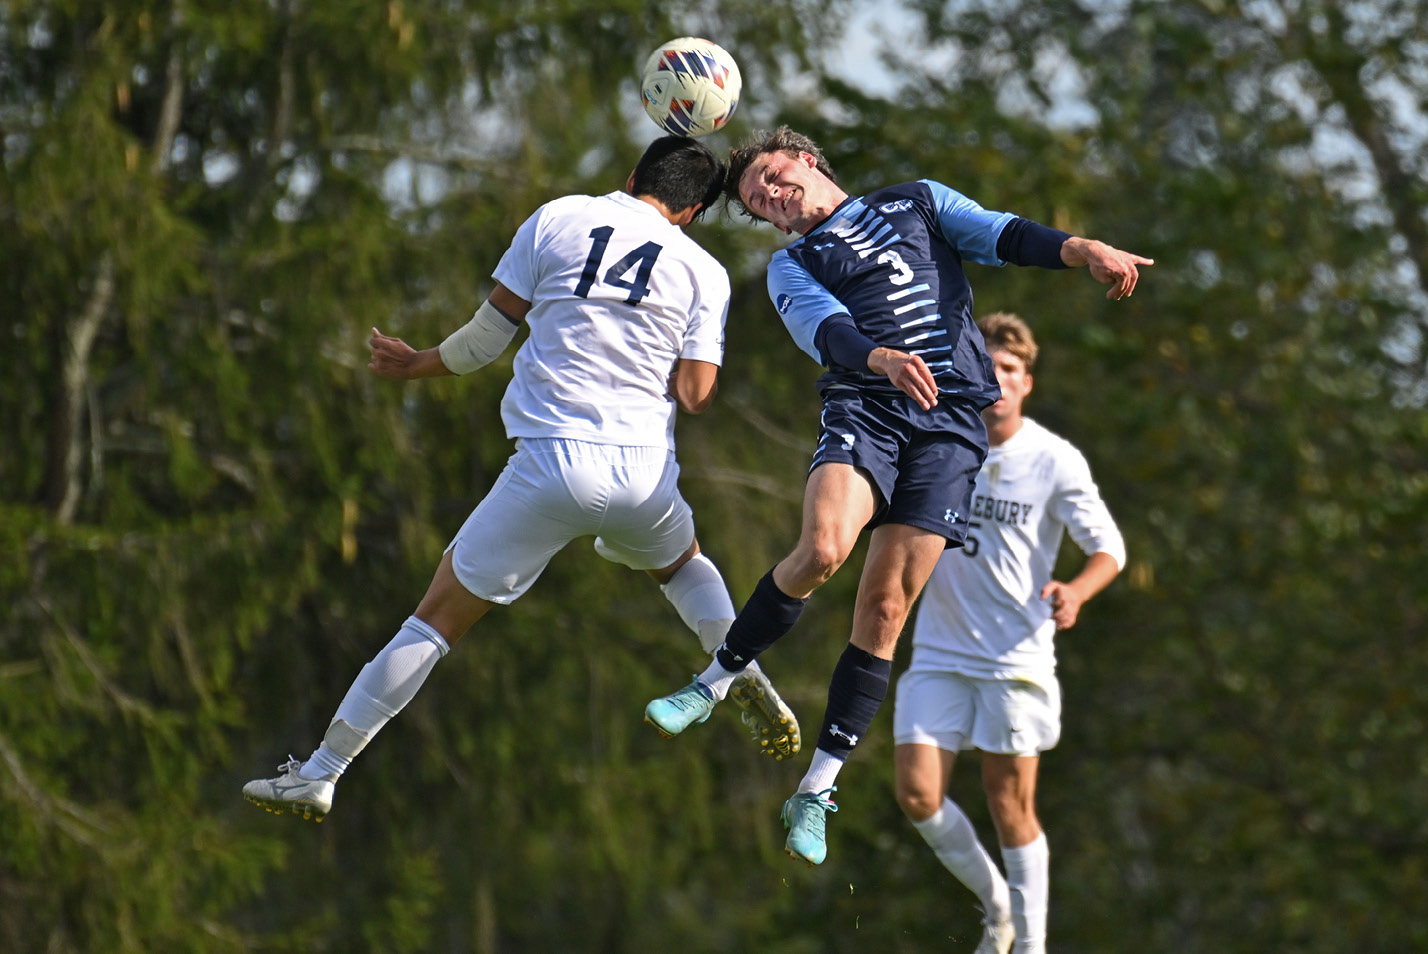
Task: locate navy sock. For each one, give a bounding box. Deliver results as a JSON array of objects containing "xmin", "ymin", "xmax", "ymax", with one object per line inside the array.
[
  {"xmin": 815, "ymin": 645, "xmax": 892, "ymax": 760},
  {"xmin": 714, "ymin": 569, "xmax": 807, "ymax": 671}
]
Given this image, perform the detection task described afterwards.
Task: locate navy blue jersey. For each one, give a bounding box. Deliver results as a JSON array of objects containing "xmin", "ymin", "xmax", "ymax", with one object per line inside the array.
[{"xmin": 767, "ymin": 179, "xmax": 1011, "ymax": 407}]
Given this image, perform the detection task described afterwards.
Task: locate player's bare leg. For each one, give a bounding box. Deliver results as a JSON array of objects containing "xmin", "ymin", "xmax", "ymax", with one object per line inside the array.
[
  {"xmin": 984, "ymin": 753, "xmax": 1048, "ymax": 954},
  {"xmin": 897, "ymin": 743, "xmax": 1013, "ymax": 953},
  {"xmin": 783, "ymin": 522, "xmax": 943, "ymax": 865}
]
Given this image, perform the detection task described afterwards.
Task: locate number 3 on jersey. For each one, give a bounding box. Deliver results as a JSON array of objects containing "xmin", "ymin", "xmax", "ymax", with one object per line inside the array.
[{"xmin": 574, "ymin": 226, "xmax": 664, "ymax": 304}]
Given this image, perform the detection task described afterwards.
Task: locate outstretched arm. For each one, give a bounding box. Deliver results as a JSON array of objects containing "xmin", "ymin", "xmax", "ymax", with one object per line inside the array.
[
  {"xmin": 1059, "ymin": 237, "xmax": 1154, "ymax": 300},
  {"xmin": 368, "ymin": 283, "xmax": 532, "ymax": 381},
  {"xmin": 367, "ymin": 329, "xmax": 451, "ymax": 379}
]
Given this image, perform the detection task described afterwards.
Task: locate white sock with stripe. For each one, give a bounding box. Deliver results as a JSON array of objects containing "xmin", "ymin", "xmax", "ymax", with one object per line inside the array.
[{"xmin": 301, "ymin": 616, "xmax": 450, "ymax": 781}]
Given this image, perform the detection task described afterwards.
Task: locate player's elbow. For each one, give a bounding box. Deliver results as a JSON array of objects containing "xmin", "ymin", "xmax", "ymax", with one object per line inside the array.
[
  {"xmin": 676, "ymin": 382, "xmax": 717, "ymax": 414},
  {"xmin": 672, "ymin": 362, "xmax": 719, "ymax": 414}
]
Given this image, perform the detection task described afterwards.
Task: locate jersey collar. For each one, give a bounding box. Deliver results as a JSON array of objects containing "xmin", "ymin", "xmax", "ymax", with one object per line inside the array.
[{"xmin": 801, "ymin": 194, "xmax": 859, "ymax": 237}]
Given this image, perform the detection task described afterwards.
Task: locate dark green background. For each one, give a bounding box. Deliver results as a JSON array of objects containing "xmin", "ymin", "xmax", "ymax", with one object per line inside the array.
[{"xmin": 3, "ymin": 1, "xmax": 1425, "ymax": 951}]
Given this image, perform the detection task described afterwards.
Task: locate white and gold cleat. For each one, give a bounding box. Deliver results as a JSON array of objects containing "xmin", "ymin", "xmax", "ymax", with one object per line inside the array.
[
  {"xmin": 242, "ymin": 757, "xmax": 334, "ymax": 822},
  {"xmin": 729, "ymin": 666, "xmax": 801, "ymax": 761}
]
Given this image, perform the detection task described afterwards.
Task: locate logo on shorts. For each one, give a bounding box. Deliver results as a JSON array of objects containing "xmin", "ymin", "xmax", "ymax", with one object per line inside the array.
[
  {"xmin": 828, "ymin": 724, "xmax": 860, "ymax": 746},
  {"xmin": 944, "ymin": 509, "xmax": 960, "ymax": 524},
  {"xmin": 841, "ymin": 433, "xmax": 855, "ymax": 450},
  {"xmin": 776, "ymin": 294, "xmax": 793, "ymax": 314}
]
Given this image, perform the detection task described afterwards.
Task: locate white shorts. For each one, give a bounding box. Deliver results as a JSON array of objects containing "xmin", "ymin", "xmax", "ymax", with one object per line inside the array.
[
  {"xmin": 892, "ymin": 669, "xmax": 1062, "ymax": 757},
  {"xmin": 447, "ymin": 437, "xmax": 695, "ymax": 604}
]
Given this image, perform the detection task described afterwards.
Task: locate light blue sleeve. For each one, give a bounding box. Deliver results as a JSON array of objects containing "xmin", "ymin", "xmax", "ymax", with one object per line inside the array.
[
  {"xmin": 922, "ymin": 179, "xmax": 1017, "ymax": 266},
  {"xmin": 767, "ymin": 248, "xmax": 846, "ymax": 365}
]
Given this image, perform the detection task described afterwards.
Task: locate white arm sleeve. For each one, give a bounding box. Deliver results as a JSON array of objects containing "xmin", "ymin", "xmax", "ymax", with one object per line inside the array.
[{"xmin": 437, "ymin": 300, "xmax": 520, "ymax": 375}]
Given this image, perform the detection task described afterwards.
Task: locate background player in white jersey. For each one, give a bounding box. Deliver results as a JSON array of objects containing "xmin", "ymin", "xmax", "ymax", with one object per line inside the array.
[
  {"xmin": 892, "ymin": 312, "xmax": 1125, "ymax": 954},
  {"xmin": 644, "ymin": 126, "xmax": 1150, "ymax": 868},
  {"xmin": 242, "ymin": 136, "xmax": 799, "ymax": 821}
]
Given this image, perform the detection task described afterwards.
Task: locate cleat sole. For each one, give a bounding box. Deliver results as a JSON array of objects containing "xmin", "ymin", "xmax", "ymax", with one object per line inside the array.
[
  {"xmin": 643, "ymin": 715, "xmax": 674, "ymax": 739},
  {"xmin": 243, "ymin": 793, "xmax": 329, "ymax": 822},
  {"xmin": 730, "ymin": 677, "xmax": 801, "ymax": 761}
]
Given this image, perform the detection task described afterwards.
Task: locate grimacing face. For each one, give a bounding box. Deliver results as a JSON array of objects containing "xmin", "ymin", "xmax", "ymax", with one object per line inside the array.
[{"xmin": 737, "ymin": 150, "xmax": 834, "ymax": 235}]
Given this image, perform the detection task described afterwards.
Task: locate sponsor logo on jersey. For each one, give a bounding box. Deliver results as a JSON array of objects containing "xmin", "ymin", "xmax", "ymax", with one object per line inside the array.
[
  {"xmin": 879, "ymin": 199, "xmax": 914, "ymax": 214},
  {"xmin": 776, "ymin": 293, "xmax": 793, "ymax": 314}
]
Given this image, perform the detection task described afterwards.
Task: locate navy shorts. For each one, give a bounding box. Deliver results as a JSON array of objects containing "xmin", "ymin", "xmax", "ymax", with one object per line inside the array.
[{"xmin": 810, "ymin": 387, "xmax": 988, "ymax": 546}]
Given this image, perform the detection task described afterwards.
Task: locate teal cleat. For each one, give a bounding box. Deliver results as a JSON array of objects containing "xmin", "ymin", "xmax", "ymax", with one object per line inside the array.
[
  {"xmin": 781, "ymin": 787, "xmax": 838, "ymax": 866},
  {"xmin": 644, "ymin": 679, "xmax": 717, "ymax": 738}
]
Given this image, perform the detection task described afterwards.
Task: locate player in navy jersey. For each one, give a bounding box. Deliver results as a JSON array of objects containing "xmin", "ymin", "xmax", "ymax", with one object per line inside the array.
[{"xmin": 644, "ymin": 126, "xmax": 1151, "ymax": 868}]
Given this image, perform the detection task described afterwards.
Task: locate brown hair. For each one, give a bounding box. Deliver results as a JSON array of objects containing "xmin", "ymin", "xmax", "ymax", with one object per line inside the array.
[
  {"xmin": 724, "ymin": 125, "xmax": 837, "ymax": 220},
  {"xmin": 978, "ymin": 312, "xmax": 1038, "ymax": 371}
]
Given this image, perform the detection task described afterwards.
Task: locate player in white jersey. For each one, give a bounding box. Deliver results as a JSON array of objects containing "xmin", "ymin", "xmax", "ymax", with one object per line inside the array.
[
  {"xmin": 242, "ymin": 136, "xmax": 799, "ymax": 822},
  {"xmin": 892, "ymin": 313, "xmax": 1125, "ymax": 954}
]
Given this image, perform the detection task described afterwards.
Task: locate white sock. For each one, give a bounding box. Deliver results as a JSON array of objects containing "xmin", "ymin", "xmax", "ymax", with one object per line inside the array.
[
  {"xmin": 661, "ymin": 552, "xmax": 766, "ymax": 701},
  {"xmin": 659, "ymin": 553, "xmax": 736, "ymax": 652},
  {"xmin": 301, "ymin": 616, "xmax": 450, "ymax": 781},
  {"xmin": 797, "ymin": 748, "xmax": 845, "ymax": 795},
  {"xmin": 694, "ymin": 655, "xmax": 739, "ymax": 700},
  {"xmin": 1002, "ymin": 832, "xmax": 1050, "ymax": 954},
  {"xmin": 911, "ymin": 799, "xmax": 1011, "ymax": 922}
]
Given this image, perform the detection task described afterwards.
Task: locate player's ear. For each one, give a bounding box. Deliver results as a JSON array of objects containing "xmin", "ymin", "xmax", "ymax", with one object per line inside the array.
[
  {"xmin": 676, "ymin": 204, "xmax": 700, "ymax": 226},
  {"xmin": 626, "ymin": 170, "xmax": 636, "ymax": 192},
  {"xmin": 1024, "ymin": 372, "xmax": 1034, "ymax": 396}
]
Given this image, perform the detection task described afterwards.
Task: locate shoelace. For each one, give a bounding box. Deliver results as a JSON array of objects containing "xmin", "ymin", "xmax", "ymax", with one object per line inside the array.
[
  {"xmin": 670, "ymin": 680, "xmax": 712, "ymax": 711},
  {"xmin": 791, "ymin": 787, "xmax": 838, "ymax": 833},
  {"xmin": 277, "ymin": 756, "xmax": 303, "ymax": 776}
]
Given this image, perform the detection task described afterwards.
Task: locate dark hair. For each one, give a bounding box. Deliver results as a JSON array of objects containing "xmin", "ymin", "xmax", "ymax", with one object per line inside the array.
[
  {"xmin": 630, "ymin": 136, "xmax": 727, "ymax": 222},
  {"xmin": 978, "ymin": 312, "xmax": 1039, "ymax": 371},
  {"xmin": 724, "ymin": 125, "xmax": 838, "ymax": 220}
]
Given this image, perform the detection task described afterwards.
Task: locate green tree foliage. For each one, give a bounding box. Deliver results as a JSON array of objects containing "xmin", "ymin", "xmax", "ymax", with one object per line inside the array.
[
  {"xmin": 1, "ymin": 1, "xmax": 842, "ymax": 950},
  {"xmin": 775, "ymin": 2, "xmax": 1426, "ymax": 952},
  {"xmin": 4, "ymin": 0, "xmax": 1426, "ymax": 951}
]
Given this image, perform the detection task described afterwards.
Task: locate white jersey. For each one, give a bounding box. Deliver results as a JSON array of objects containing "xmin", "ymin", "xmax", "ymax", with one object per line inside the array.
[
  {"xmin": 492, "ymin": 191, "xmax": 730, "ymax": 450},
  {"xmin": 908, "ymin": 417, "xmax": 1126, "ymax": 679}
]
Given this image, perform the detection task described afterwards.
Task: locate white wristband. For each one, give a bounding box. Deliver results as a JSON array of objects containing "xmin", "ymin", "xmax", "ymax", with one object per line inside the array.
[{"xmin": 437, "ymin": 300, "xmax": 519, "ymax": 375}]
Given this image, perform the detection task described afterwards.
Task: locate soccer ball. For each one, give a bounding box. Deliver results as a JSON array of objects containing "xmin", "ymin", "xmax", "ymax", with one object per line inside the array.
[{"xmin": 640, "ymin": 37, "xmax": 741, "ymax": 138}]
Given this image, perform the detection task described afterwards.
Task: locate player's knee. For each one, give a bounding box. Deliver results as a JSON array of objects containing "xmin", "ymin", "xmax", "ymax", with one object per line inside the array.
[
  {"xmin": 894, "ymin": 774, "xmax": 940, "ymax": 821},
  {"xmin": 987, "ymin": 790, "xmax": 1037, "ymax": 836},
  {"xmin": 792, "ymin": 538, "xmax": 848, "ymax": 587},
  {"xmin": 858, "ymin": 592, "xmax": 911, "ymax": 638}
]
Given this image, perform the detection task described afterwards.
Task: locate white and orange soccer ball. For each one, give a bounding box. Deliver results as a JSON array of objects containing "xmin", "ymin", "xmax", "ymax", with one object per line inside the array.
[{"xmin": 640, "ymin": 37, "xmax": 741, "ymax": 138}]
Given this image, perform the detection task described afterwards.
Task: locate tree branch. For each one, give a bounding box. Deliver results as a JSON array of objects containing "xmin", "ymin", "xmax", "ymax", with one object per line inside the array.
[
  {"xmin": 47, "ymin": 252, "xmax": 115, "ymax": 525},
  {"xmin": 1308, "ymin": 7, "xmax": 1428, "ymax": 301}
]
